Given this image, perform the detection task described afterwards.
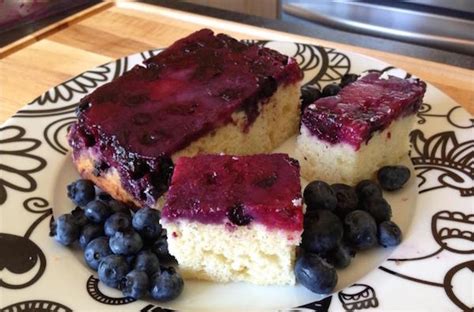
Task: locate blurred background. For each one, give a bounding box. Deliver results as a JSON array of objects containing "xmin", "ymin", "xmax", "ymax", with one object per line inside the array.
[{"xmin": 1, "ymin": 0, "xmax": 473, "ymax": 54}]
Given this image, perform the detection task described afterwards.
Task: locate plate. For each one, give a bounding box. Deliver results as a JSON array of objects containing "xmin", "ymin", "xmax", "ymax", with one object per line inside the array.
[{"xmin": 1, "ymin": 40, "xmax": 472, "ymax": 312}]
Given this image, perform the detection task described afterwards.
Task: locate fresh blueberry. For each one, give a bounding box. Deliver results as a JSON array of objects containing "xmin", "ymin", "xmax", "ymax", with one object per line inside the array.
[
  {"xmin": 303, "ymin": 181, "xmax": 337, "ymax": 212},
  {"xmin": 302, "ymin": 210, "xmax": 343, "ymax": 254},
  {"xmin": 322, "ymin": 84, "xmax": 341, "ymax": 97},
  {"xmin": 344, "ymin": 210, "xmax": 377, "ymax": 250},
  {"xmin": 360, "ymin": 197, "xmax": 392, "ymax": 224},
  {"xmin": 67, "ymin": 179, "xmax": 96, "ymax": 207},
  {"xmin": 105, "ymin": 212, "xmax": 132, "ymax": 237},
  {"xmin": 134, "ymin": 250, "xmax": 160, "ymax": 276},
  {"xmin": 325, "ymin": 244, "xmax": 355, "ymax": 269},
  {"xmin": 121, "ymin": 270, "xmax": 149, "ymax": 299},
  {"xmin": 98, "ymin": 254, "xmax": 130, "ymax": 288},
  {"xmin": 79, "ymin": 223, "xmax": 104, "ymax": 249},
  {"xmin": 150, "ymin": 235, "xmax": 175, "ymax": 263},
  {"xmin": 300, "ymin": 86, "xmax": 322, "ymax": 112},
  {"xmin": 97, "ymin": 191, "xmax": 113, "ymax": 202},
  {"xmin": 339, "ymin": 73, "xmax": 359, "ymax": 88},
  {"xmin": 132, "ymin": 207, "xmax": 162, "ymax": 241},
  {"xmin": 52, "ymin": 214, "xmax": 81, "ymax": 246},
  {"xmin": 377, "ymin": 165, "xmax": 411, "ymax": 191},
  {"xmin": 85, "ymin": 200, "xmax": 112, "ymax": 223},
  {"xmin": 355, "ymin": 180, "xmax": 383, "ymax": 201},
  {"xmin": 84, "ymin": 236, "xmax": 112, "ymax": 270},
  {"xmin": 109, "ymin": 230, "xmax": 143, "ymax": 255},
  {"xmin": 332, "ymin": 183, "xmax": 358, "ymax": 219},
  {"xmin": 150, "ymin": 267, "xmax": 184, "ymax": 301},
  {"xmin": 108, "ymin": 199, "xmax": 132, "ymax": 216},
  {"xmin": 378, "ymin": 221, "xmax": 402, "ymax": 247},
  {"xmin": 70, "ymin": 206, "xmax": 89, "ymax": 228},
  {"xmin": 295, "ymin": 252, "xmax": 337, "ymax": 294}
]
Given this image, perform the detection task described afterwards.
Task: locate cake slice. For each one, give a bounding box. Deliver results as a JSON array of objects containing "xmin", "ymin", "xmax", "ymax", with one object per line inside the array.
[
  {"xmin": 68, "ymin": 29, "xmax": 303, "ymax": 208},
  {"xmin": 297, "ymin": 73, "xmax": 426, "ymax": 185},
  {"xmin": 161, "ymin": 154, "xmax": 303, "ymax": 285}
]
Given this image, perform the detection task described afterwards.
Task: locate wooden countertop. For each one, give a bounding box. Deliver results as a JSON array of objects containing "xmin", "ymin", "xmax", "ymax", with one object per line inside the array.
[{"xmin": 1, "ymin": 1, "xmax": 473, "ymax": 124}]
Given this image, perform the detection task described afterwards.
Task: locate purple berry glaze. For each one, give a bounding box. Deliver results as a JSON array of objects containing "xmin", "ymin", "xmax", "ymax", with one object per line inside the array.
[
  {"xmin": 162, "ymin": 154, "xmax": 303, "ymax": 232},
  {"xmin": 301, "ymin": 73, "xmax": 426, "ymax": 150},
  {"xmin": 68, "ymin": 29, "xmax": 303, "ymax": 207}
]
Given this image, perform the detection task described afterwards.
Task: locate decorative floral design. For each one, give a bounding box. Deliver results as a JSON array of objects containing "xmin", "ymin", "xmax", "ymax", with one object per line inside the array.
[
  {"xmin": 338, "ymin": 284, "xmax": 378, "ymax": 311},
  {"xmin": 417, "ymin": 104, "xmax": 474, "ymax": 129},
  {"xmin": 0, "ymin": 126, "xmax": 47, "ymax": 205},
  {"xmin": 410, "ymin": 130, "xmax": 474, "ymax": 196},
  {"xmin": 86, "ymin": 275, "xmax": 136, "ymax": 305},
  {"xmin": 1, "ymin": 300, "xmax": 72, "ymax": 312}
]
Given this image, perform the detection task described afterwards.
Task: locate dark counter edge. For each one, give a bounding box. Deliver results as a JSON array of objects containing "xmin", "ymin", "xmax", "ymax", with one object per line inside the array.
[{"xmin": 140, "ymin": 0, "xmax": 473, "ymax": 70}]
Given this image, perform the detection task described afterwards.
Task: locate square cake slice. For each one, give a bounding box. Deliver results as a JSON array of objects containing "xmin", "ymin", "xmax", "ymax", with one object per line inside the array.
[
  {"xmin": 297, "ymin": 73, "xmax": 426, "ymax": 184},
  {"xmin": 67, "ymin": 29, "xmax": 303, "ymax": 208},
  {"xmin": 161, "ymin": 154, "xmax": 303, "ymax": 285}
]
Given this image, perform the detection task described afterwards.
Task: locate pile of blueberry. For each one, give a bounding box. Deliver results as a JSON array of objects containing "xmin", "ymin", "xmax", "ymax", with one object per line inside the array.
[
  {"xmin": 50, "ymin": 179, "xmax": 183, "ymax": 301},
  {"xmin": 300, "ymin": 73, "xmax": 359, "ymax": 113},
  {"xmin": 295, "ymin": 165, "xmax": 410, "ymax": 294}
]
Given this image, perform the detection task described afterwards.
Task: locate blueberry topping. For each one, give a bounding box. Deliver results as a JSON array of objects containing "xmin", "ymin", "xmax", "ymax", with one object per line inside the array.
[
  {"xmin": 378, "ymin": 221, "xmax": 402, "ymax": 247},
  {"xmin": 360, "ymin": 197, "xmax": 392, "ymax": 224},
  {"xmin": 109, "ymin": 230, "xmax": 143, "ymax": 256},
  {"xmin": 322, "ymin": 84, "xmax": 341, "ymax": 97},
  {"xmin": 71, "ymin": 206, "xmax": 89, "ymax": 228},
  {"xmin": 67, "ymin": 179, "xmax": 96, "ymax": 207},
  {"xmin": 227, "ymin": 203, "xmax": 252, "ymax": 226},
  {"xmin": 150, "ymin": 267, "xmax": 184, "ymax": 301},
  {"xmin": 332, "ymin": 183, "xmax": 358, "ymax": 219},
  {"xmin": 295, "ymin": 252, "xmax": 337, "ymax": 294},
  {"xmin": 300, "ymin": 85, "xmax": 322, "ymax": 112},
  {"xmin": 105, "ymin": 212, "xmax": 132, "ymax": 237},
  {"xmin": 121, "ymin": 270, "xmax": 149, "ymax": 299},
  {"xmin": 133, "ymin": 250, "xmax": 160, "ymax": 276},
  {"xmin": 325, "ymin": 244, "xmax": 355, "ymax": 269},
  {"xmin": 302, "ymin": 210, "xmax": 343, "ymax": 253},
  {"xmin": 339, "ymin": 73, "xmax": 359, "ymax": 88},
  {"xmin": 84, "ymin": 236, "xmax": 112, "ymax": 270},
  {"xmin": 98, "ymin": 254, "xmax": 130, "ymax": 288},
  {"xmin": 344, "ymin": 210, "xmax": 377, "ymax": 250},
  {"xmin": 355, "ymin": 180, "xmax": 383, "ymax": 201},
  {"xmin": 132, "ymin": 207, "xmax": 162, "ymax": 241},
  {"xmin": 79, "ymin": 223, "xmax": 104, "ymax": 249},
  {"xmin": 303, "ymin": 180, "xmax": 337, "ymax": 212},
  {"xmin": 52, "ymin": 214, "xmax": 81, "ymax": 246},
  {"xmin": 377, "ymin": 165, "xmax": 411, "ymax": 191},
  {"xmin": 85, "ymin": 200, "xmax": 113, "ymax": 223}
]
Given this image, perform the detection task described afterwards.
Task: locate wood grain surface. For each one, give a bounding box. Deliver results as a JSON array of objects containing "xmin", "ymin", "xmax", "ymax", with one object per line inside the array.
[{"xmin": 1, "ymin": 1, "xmax": 472, "ymax": 124}]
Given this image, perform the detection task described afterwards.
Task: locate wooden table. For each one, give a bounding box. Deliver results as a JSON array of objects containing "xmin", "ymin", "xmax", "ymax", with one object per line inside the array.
[{"xmin": 1, "ymin": 1, "xmax": 473, "ymax": 124}]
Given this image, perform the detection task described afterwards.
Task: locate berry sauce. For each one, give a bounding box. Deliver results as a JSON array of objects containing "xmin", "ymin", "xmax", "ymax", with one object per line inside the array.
[
  {"xmin": 68, "ymin": 29, "xmax": 303, "ymax": 206},
  {"xmin": 162, "ymin": 154, "xmax": 303, "ymax": 232},
  {"xmin": 301, "ymin": 73, "xmax": 426, "ymax": 150}
]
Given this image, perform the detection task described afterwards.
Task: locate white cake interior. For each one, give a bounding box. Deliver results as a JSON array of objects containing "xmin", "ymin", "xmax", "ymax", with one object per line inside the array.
[
  {"xmin": 161, "ymin": 220, "xmax": 301, "ymax": 286},
  {"xmin": 296, "ymin": 115, "xmax": 416, "ymax": 185}
]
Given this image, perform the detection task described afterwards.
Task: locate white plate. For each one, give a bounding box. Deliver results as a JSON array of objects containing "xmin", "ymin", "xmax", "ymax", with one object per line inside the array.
[{"xmin": 1, "ymin": 40, "xmax": 472, "ymax": 312}]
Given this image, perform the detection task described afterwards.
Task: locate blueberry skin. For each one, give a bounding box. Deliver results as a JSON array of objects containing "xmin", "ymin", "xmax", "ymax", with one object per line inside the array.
[
  {"xmin": 332, "ymin": 183, "xmax": 359, "ymax": 219},
  {"xmin": 109, "ymin": 230, "xmax": 143, "ymax": 255},
  {"xmin": 84, "ymin": 236, "xmax": 112, "ymax": 270},
  {"xmin": 295, "ymin": 252, "xmax": 337, "ymax": 294},
  {"xmin": 325, "ymin": 244, "xmax": 355, "ymax": 269},
  {"xmin": 377, "ymin": 165, "xmax": 411, "ymax": 191},
  {"xmin": 121, "ymin": 270, "xmax": 149, "ymax": 299},
  {"xmin": 303, "ymin": 181, "xmax": 337, "ymax": 212},
  {"xmin": 134, "ymin": 250, "xmax": 160, "ymax": 276},
  {"xmin": 339, "ymin": 73, "xmax": 359, "ymax": 88},
  {"xmin": 355, "ymin": 180, "xmax": 383, "ymax": 201},
  {"xmin": 360, "ymin": 197, "xmax": 392, "ymax": 224},
  {"xmin": 67, "ymin": 179, "xmax": 96, "ymax": 207},
  {"xmin": 132, "ymin": 207, "xmax": 162, "ymax": 241},
  {"xmin": 70, "ymin": 206, "xmax": 89, "ymax": 228},
  {"xmin": 322, "ymin": 84, "xmax": 341, "ymax": 97},
  {"xmin": 85, "ymin": 200, "xmax": 112, "ymax": 223},
  {"xmin": 104, "ymin": 212, "xmax": 132, "ymax": 237},
  {"xmin": 300, "ymin": 86, "xmax": 322, "ymax": 112},
  {"xmin": 150, "ymin": 235, "xmax": 175, "ymax": 263},
  {"xmin": 344, "ymin": 210, "xmax": 378, "ymax": 250},
  {"xmin": 98, "ymin": 254, "xmax": 130, "ymax": 288},
  {"xmin": 108, "ymin": 199, "xmax": 132, "ymax": 216},
  {"xmin": 53, "ymin": 214, "xmax": 81, "ymax": 246},
  {"xmin": 150, "ymin": 267, "xmax": 184, "ymax": 301},
  {"xmin": 378, "ymin": 221, "xmax": 402, "ymax": 247},
  {"xmin": 79, "ymin": 223, "xmax": 104, "ymax": 249},
  {"xmin": 302, "ymin": 210, "xmax": 343, "ymax": 254}
]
